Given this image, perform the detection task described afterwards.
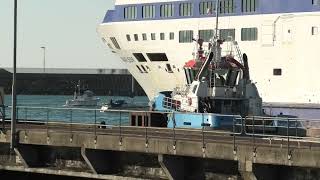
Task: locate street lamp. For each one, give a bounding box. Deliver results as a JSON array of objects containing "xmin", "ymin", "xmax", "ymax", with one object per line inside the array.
[
  {"xmin": 40, "ymin": 46, "xmax": 46, "ymax": 73},
  {"xmin": 11, "ymin": 0, "xmax": 18, "ymax": 150}
]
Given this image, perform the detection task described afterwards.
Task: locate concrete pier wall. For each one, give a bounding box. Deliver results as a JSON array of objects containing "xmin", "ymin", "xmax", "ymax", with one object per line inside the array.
[{"xmin": 0, "ymin": 127, "xmax": 320, "ymax": 179}]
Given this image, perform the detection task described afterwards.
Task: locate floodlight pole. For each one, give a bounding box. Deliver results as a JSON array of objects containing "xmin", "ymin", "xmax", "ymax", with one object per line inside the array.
[{"xmin": 11, "ymin": 0, "xmax": 18, "ymax": 150}]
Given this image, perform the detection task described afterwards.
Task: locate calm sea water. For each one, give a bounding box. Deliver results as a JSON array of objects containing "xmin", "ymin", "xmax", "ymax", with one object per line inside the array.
[{"xmin": 2, "ymin": 95, "xmax": 149, "ymax": 125}]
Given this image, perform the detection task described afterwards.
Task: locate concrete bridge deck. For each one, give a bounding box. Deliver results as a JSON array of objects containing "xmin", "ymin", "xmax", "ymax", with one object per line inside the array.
[{"xmin": 0, "ymin": 120, "xmax": 320, "ymax": 180}]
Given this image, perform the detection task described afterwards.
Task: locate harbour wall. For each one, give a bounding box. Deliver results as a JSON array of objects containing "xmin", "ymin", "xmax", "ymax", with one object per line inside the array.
[{"xmin": 0, "ymin": 68, "xmax": 146, "ymax": 96}]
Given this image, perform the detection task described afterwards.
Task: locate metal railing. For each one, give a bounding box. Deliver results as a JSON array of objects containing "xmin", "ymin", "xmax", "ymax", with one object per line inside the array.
[{"xmin": 1, "ymin": 106, "xmax": 320, "ymax": 155}]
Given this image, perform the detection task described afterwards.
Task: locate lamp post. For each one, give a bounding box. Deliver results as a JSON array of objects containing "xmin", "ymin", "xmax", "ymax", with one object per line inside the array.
[
  {"xmin": 40, "ymin": 46, "xmax": 46, "ymax": 73},
  {"xmin": 11, "ymin": 0, "xmax": 18, "ymax": 150}
]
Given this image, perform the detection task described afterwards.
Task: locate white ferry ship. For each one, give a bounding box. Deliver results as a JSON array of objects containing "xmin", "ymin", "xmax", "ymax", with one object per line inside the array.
[{"xmin": 97, "ymin": 0, "xmax": 320, "ymax": 110}]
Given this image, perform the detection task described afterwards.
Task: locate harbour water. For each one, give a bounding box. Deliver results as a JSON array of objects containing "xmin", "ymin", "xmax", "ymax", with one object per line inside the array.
[{"xmin": 2, "ymin": 95, "xmax": 149, "ymax": 125}]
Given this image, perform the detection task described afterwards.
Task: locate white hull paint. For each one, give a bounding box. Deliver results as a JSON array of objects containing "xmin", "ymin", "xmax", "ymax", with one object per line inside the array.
[{"xmin": 98, "ymin": 11, "xmax": 320, "ymax": 106}]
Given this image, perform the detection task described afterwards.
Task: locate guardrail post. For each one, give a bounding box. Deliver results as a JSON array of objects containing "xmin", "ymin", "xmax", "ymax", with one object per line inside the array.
[
  {"xmin": 172, "ymin": 112, "xmax": 176, "ymax": 153},
  {"xmin": 1, "ymin": 105, "xmax": 4, "ymax": 131},
  {"xmin": 70, "ymin": 109, "xmax": 73, "ymax": 143},
  {"xmin": 119, "ymin": 111, "xmax": 122, "ymax": 146},
  {"xmin": 145, "ymin": 112, "xmax": 148, "ymax": 149},
  {"xmin": 295, "ymin": 118, "xmax": 298, "ymax": 137},
  {"xmin": 46, "ymin": 108, "xmax": 49, "ymax": 141},
  {"xmin": 94, "ymin": 109, "xmax": 97, "ymax": 141},
  {"xmin": 243, "ymin": 117, "xmax": 246, "ymax": 135},
  {"xmin": 287, "ymin": 117, "xmax": 291, "ymax": 160},
  {"xmin": 24, "ymin": 107, "xmax": 28, "ymax": 138},
  {"xmin": 17, "ymin": 106, "xmax": 19, "ymax": 122},
  {"xmin": 233, "ymin": 116, "xmax": 236, "ymax": 153},
  {"xmin": 202, "ymin": 114, "xmax": 205, "ymax": 156},
  {"xmin": 252, "ymin": 116, "xmax": 256, "ymax": 157},
  {"xmin": 262, "ymin": 117, "xmax": 265, "ymax": 135}
]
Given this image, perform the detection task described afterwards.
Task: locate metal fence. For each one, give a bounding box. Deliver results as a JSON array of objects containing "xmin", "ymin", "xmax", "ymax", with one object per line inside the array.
[{"xmin": 1, "ymin": 106, "xmax": 320, "ymax": 152}]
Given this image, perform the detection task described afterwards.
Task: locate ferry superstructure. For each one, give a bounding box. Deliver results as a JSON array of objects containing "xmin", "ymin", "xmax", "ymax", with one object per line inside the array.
[{"xmin": 98, "ymin": 0, "xmax": 320, "ymax": 107}]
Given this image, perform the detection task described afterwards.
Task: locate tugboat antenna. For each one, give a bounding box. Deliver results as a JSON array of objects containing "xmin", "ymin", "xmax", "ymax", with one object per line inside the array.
[{"xmin": 215, "ymin": 0, "xmax": 220, "ymax": 40}]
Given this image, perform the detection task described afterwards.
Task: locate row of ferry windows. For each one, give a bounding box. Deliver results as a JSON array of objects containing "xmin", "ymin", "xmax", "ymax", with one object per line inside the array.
[
  {"xmin": 127, "ymin": 32, "xmax": 175, "ymax": 41},
  {"xmin": 124, "ymin": 0, "xmax": 259, "ymax": 20},
  {"xmin": 126, "ymin": 28, "xmax": 258, "ymax": 43}
]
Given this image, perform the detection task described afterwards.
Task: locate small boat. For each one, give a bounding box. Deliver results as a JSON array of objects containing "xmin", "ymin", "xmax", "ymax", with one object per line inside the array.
[
  {"xmin": 100, "ymin": 104, "xmax": 109, "ymax": 112},
  {"xmin": 109, "ymin": 99, "xmax": 127, "ymax": 108},
  {"xmin": 65, "ymin": 81, "xmax": 100, "ymax": 107}
]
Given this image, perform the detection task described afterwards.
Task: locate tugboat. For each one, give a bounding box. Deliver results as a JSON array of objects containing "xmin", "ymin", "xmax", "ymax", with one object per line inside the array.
[
  {"xmin": 65, "ymin": 81, "xmax": 100, "ymax": 107},
  {"xmin": 150, "ymin": 1, "xmax": 263, "ymax": 129}
]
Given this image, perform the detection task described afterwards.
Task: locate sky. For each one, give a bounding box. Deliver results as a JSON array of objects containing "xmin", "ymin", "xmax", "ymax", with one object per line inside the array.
[{"xmin": 0, "ymin": 0, "xmax": 124, "ymax": 69}]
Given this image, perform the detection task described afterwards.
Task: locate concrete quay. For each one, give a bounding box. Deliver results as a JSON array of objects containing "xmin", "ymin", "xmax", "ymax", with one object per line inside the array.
[{"xmin": 0, "ymin": 123, "xmax": 320, "ymax": 180}]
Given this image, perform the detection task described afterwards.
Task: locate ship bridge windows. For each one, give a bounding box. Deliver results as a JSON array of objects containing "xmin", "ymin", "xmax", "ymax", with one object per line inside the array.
[
  {"xmin": 142, "ymin": 33, "xmax": 147, "ymax": 40},
  {"xmin": 241, "ymin": 0, "xmax": 258, "ymax": 13},
  {"xmin": 134, "ymin": 34, "xmax": 139, "ymax": 41},
  {"xmin": 140, "ymin": 65, "xmax": 148, "ymax": 73},
  {"xmin": 146, "ymin": 53, "xmax": 169, "ymax": 61},
  {"xmin": 160, "ymin": 4, "xmax": 174, "ymax": 18},
  {"xmin": 166, "ymin": 64, "xmax": 173, "ymax": 73},
  {"xmin": 179, "ymin": 30, "xmax": 194, "ymax": 43},
  {"xmin": 170, "ymin": 32, "xmax": 175, "ymax": 40},
  {"xmin": 160, "ymin": 33, "xmax": 165, "ymax": 40},
  {"xmin": 199, "ymin": 1, "xmax": 215, "ymax": 15},
  {"xmin": 126, "ymin": 34, "xmax": 131, "ymax": 41},
  {"xmin": 133, "ymin": 53, "xmax": 147, "ymax": 62},
  {"xmin": 179, "ymin": 3, "xmax": 193, "ymax": 17},
  {"xmin": 142, "ymin": 5, "xmax": 156, "ymax": 19},
  {"xmin": 241, "ymin": 28, "xmax": 258, "ymax": 41},
  {"xmin": 136, "ymin": 65, "xmax": 144, "ymax": 73},
  {"xmin": 151, "ymin": 33, "xmax": 156, "ymax": 40},
  {"xmin": 110, "ymin": 37, "xmax": 121, "ymax": 49},
  {"xmin": 124, "ymin": 6, "xmax": 137, "ymax": 20},
  {"xmin": 220, "ymin": 0, "xmax": 235, "ymax": 14},
  {"xmin": 199, "ymin": 29, "xmax": 214, "ymax": 42},
  {"xmin": 220, "ymin": 29, "xmax": 235, "ymax": 41},
  {"xmin": 312, "ymin": 0, "xmax": 319, "ymax": 5},
  {"xmin": 273, "ymin": 68, "xmax": 282, "ymax": 76},
  {"xmin": 312, "ymin": 26, "xmax": 318, "ymax": 35}
]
